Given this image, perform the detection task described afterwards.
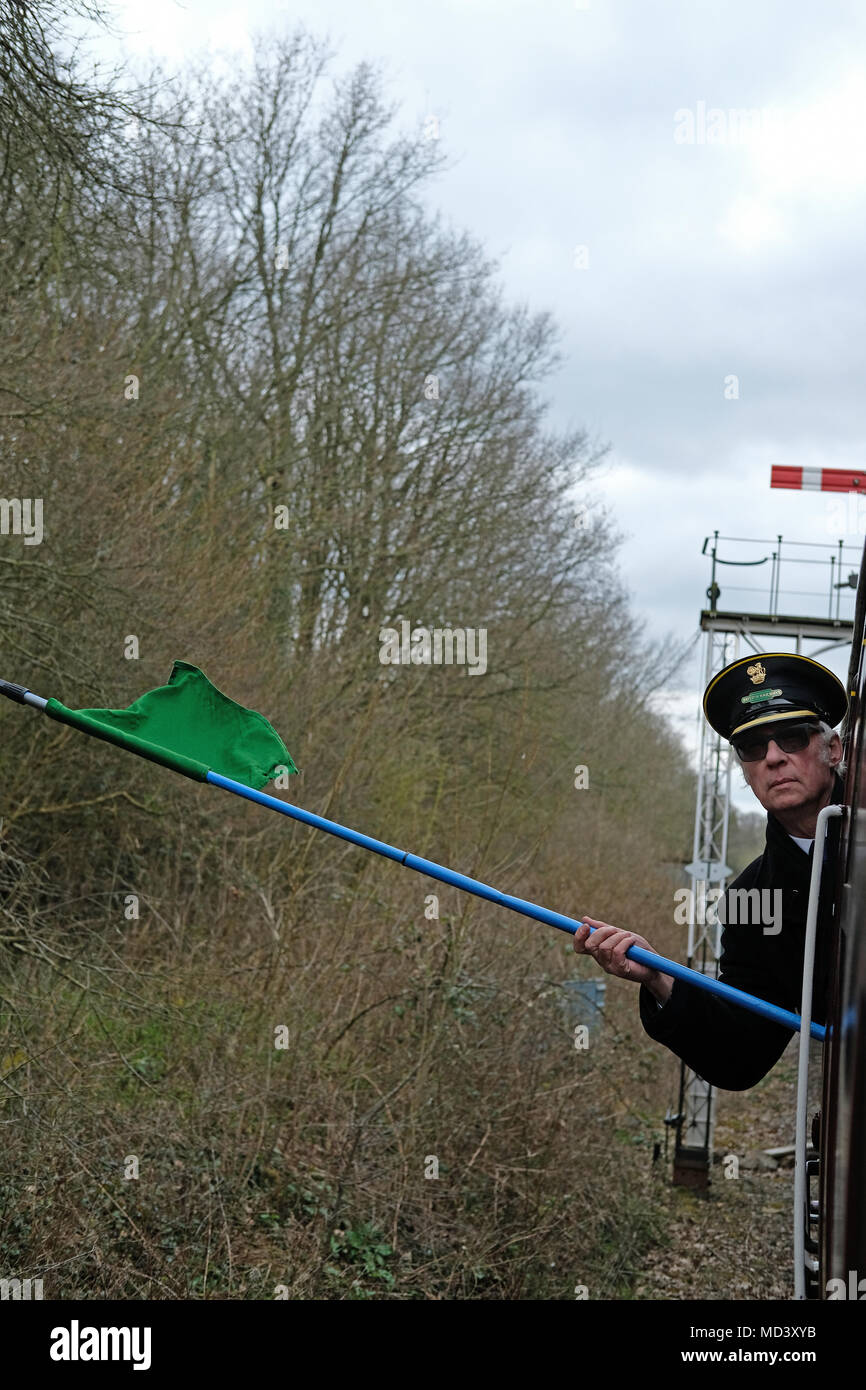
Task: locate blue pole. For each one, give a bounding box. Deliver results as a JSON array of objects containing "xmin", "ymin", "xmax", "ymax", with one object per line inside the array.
[{"xmin": 206, "ymin": 771, "xmax": 825, "ymax": 1042}]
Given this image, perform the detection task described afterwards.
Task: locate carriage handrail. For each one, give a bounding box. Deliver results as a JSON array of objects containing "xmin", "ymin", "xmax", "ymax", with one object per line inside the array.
[{"xmin": 794, "ymin": 802, "xmax": 844, "ymax": 1300}]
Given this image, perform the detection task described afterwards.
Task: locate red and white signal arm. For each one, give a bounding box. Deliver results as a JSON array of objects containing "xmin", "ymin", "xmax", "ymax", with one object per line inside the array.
[{"xmin": 771, "ymin": 465, "xmax": 866, "ymax": 493}]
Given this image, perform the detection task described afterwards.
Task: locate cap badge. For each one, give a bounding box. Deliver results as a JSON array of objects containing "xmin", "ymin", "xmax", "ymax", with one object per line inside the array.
[{"xmin": 747, "ymin": 661, "xmax": 766, "ymax": 685}]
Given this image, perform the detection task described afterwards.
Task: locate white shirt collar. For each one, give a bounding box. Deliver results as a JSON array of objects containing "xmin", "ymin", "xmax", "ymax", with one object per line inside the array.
[{"xmin": 789, "ymin": 834, "xmax": 814, "ymax": 854}]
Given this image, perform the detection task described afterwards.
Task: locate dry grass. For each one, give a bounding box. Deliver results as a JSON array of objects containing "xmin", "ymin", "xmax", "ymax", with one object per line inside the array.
[{"xmin": 0, "ymin": 747, "xmax": 687, "ymax": 1301}]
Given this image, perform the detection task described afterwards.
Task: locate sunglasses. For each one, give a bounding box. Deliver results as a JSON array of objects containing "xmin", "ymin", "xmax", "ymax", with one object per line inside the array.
[{"xmin": 732, "ymin": 721, "xmax": 820, "ymax": 764}]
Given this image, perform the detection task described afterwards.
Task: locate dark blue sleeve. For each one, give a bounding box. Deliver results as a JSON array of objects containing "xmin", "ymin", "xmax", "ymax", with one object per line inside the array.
[{"xmin": 638, "ymin": 971, "xmax": 793, "ymax": 1091}]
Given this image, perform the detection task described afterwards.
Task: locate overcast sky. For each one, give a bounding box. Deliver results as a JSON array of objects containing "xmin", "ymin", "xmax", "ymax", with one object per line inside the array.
[{"xmin": 84, "ymin": 0, "xmax": 866, "ymax": 810}]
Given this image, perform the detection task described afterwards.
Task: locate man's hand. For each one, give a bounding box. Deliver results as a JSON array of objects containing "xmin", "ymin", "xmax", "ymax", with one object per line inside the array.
[{"xmin": 573, "ymin": 916, "xmax": 674, "ymax": 1005}]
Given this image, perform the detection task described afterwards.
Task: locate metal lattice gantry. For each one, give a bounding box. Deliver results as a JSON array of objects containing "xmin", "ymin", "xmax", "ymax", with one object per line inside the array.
[{"xmin": 673, "ymin": 627, "xmax": 735, "ymax": 1181}]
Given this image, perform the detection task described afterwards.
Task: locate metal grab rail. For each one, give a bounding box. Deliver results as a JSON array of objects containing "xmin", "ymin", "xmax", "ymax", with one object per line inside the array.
[{"xmin": 793, "ymin": 803, "xmax": 843, "ymax": 1300}]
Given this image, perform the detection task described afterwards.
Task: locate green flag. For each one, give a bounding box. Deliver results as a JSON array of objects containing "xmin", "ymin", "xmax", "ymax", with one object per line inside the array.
[{"xmin": 44, "ymin": 660, "xmax": 297, "ymax": 788}]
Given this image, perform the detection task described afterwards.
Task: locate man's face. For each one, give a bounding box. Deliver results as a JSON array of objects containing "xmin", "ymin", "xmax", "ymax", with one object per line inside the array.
[{"xmin": 739, "ymin": 724, "xmax": 841, "ymax": 816}]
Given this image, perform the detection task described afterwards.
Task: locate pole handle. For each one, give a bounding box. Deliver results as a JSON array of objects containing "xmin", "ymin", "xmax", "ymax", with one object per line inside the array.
[{"xmin": 0, "ymin": 680, "xmax": 30, "ymax": 704}]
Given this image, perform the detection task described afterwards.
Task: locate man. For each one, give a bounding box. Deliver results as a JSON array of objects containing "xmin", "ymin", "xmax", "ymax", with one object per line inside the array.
[{"xmin": 573, "ymin": 653, "xmax": 848, "ymax": 1090}]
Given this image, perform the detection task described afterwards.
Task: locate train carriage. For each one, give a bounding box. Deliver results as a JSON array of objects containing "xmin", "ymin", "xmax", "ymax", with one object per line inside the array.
[{"xmin": 818, "ymin": 536, "xmax": 866, "ymax": 1296}]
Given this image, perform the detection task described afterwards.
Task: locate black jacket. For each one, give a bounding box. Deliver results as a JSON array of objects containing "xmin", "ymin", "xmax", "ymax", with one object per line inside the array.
[{"xmin": 639, "ymin": 773, "xmax": 843, "ymax": 1091}]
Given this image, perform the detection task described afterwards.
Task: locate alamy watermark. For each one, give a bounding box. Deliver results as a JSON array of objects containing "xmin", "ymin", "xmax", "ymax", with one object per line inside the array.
[
  {"xmin": 50, "ymin": 1322, "xmax": 151, "ymax": 1370},
  {"xmin": 1, "ymin": 1276, "xmax": 43, "ymax": 1299},
  {"xmin": 824, "ymin": 490, "xmax": 866, "ymax": 536},
  {"xmin": 674, "ymin": 887, "xmax": 782, "ymax": 935},
  {"xmin": 379, "ymin": 621, "xmax": 487, "ymax": 675},
  {"xmin": 674, "ymin": 102, "xmax": 784, "ymax": 146},
  {"xmin": 826, "ymin": 1270, "xmax": 866, "ymax": 1299},
  {"xmin": 0, "ymin": 497, "xmax": 43, "ymax": 545}
]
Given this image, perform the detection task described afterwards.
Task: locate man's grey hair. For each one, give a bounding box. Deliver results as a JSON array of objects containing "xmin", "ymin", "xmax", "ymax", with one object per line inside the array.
[{"xmin": 817, "ymin": 719, "xmax": 846, "ymax": 776}]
